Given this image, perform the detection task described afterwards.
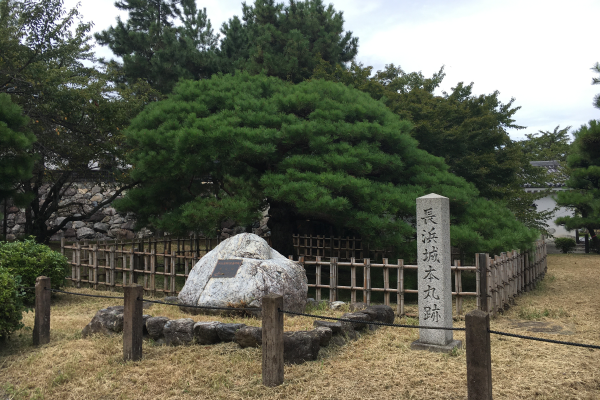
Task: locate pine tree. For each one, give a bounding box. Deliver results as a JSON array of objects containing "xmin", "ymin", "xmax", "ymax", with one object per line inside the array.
[
  {"xmin": 95, "ymin": 0, "xmax": 218, "ymax": 95},
  {"xmin": 0, "ymin": 93, "xmax": 35, "ymax": 219},
  {"xmin": 218, "ymin": 0, "xmax": 358, "ymax": 83},
  {"xmin": 116, "ymin": 73, "xmax": 537, "ymax": 257},
  {"xmin": 555, "ymin": 120, "xmax": 600, "ymax": 250}
]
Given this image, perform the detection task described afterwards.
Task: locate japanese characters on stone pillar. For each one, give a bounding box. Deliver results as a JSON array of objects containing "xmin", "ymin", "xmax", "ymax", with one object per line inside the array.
[{"xmin": 411, "ymin": 193, "xmax": 462, "ymax": 353}]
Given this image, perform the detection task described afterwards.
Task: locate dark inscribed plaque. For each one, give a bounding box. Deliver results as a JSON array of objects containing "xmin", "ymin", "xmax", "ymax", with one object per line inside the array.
[{"xmin": 211, "ymin": 259, "xmax": 243, "ymax": 278}]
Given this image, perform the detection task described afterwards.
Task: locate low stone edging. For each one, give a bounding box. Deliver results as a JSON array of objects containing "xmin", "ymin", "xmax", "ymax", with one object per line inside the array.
[{"xmin": 81, "ymin": 302, "xmax": 395, "ymax": 364}]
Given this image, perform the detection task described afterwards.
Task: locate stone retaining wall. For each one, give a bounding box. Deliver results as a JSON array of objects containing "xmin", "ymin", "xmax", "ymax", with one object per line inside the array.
[
  {"xmin": 1, "ymin": 182, "xmax": 152, "ymax": 242},
  {"xmin": 1, "ymin": 181, "xmax": 270, "ymax": 242}
]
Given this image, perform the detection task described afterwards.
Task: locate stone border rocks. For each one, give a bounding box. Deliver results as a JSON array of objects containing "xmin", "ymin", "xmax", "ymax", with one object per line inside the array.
[{"xmin": 81, "ymin": 302, "xmax": 395, "ymax": 365}]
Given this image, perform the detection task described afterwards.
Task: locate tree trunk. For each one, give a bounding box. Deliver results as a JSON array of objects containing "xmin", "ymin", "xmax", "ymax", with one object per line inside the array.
[{"xmin": 267, "ymin": 202, "xmax": 296, "ymax": 257}]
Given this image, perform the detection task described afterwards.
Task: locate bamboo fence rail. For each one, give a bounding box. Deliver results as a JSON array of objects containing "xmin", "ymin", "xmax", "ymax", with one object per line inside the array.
[{"xmin": 61, "ymin": 237, "xmax": 546, "ymax": 316}]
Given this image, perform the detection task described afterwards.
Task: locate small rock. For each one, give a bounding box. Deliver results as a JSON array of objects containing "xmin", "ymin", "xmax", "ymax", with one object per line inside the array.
[
  {"xmin": 64, "ymin": 228, "xmax": 76, "ymax": 238},
  {"xmin": 121, "ymin": 220, "xmax": 135, "ymax": 230},
  {"xmin": 87, "ymin": 212, "xmax": 105, "ymax": 222},
  {"xmin": 76, "ymin": 227, "xmax": 96, "ymax": 239},
  {"xmin": 313, "ymin": 320, "xmax": 343, "ymax": 334},
  {"xmin": 90, "ymin": 194, "xmax": 103, "ymax": 202},
  {"xmin": 82, "ymin": 306, "xmax": 124, "ymax": 337},
  {"xmin": 93, "ymin": 222, "xmax": 110, "ymax": 233},
  {"xmin": 330, "ymin": 301, "xmax": 346, "ymax": 310},
  {"xmin": 283, "ymin": 330, "xmax": 321, "ymax": 364},
  {"xmin": 361, "ymin": 305, "xmax": 395, "ymax": 325},
  {"xmin": 314, "ymin": 326, "xmax": 332, "ymax": 347},
  {"xmin": 146, "ymin": 316, "xmax": 169, "ymax": 340},
  {"xmin": 163, "ymin": 318, "xmax": 195, "ymax": 346},
  {"xmin": 235, "ymin": 326, "xmax": 262, "ymax": 348},
  {"xmin": 216, "ymin": 323, "xmax": 246, "ymax": 342},
  {"xmin": 164, "ymin": 296, "xmax": 178, "ymax": 304},
  {"xmin": 340, "ymin": 312, "xmax": 370, "ymax": 331},
  {"xmin": 72, "ymin": 221, "xmax": 86, "ymax": 229},
  {"xmin": 193, "ymin": 321, "xmax": 222, "ymax": 345}
]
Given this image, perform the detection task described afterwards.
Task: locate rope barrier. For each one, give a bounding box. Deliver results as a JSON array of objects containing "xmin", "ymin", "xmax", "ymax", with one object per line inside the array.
[
  {"xmin": 279, "ymin": 309, "xmax": 465, "ymax": 331},
  {"xmin": 488, "ymin": 329, "xmax": 600, "ymax": 350},
  {"xmin": 140, "ymin": 298, "xmax": 261, "ymax": 311},
  {"xmin": 47, "ymin": 288, "xmax": 125, "ymax": 300}
]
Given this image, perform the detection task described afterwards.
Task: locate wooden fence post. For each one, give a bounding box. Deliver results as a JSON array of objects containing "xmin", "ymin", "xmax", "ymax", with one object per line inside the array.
[
  {"xmin": 466, "ymin": 310, "xmax": 493, "ymax": 400},
  {"xmin": 123, "ymin": 284, "xmax": 143, "ymax": 361},
  {"xmin": 330, "ymin": 257, "xmax": 338, "ymax": 302},
  {"xmin": 33, "ymin": 276, "xmax": 51, "ymax": 346},
  {"xmin": 262, "ymin": 294, "xmax": 284, "ymax": 387},
  {"xmin": 478, "ymin": 254, "xmax": 488, "ymax": 313}
]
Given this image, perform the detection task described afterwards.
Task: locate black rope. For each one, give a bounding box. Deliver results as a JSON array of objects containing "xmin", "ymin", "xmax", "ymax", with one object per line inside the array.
[
  {"xmin": 489, "ymin": 330, "xmax": 600, "ymax": 350},
  {"xmin": 279, "ymin": 309, "xmax": 465, "ymax": 331},
  {"xmin": 47, "ymin": 288, "xmax": 125, "ymax": 300},
  {"xmin": 141, "ymin": 298, "xmax": 261, "ymax": 311}
]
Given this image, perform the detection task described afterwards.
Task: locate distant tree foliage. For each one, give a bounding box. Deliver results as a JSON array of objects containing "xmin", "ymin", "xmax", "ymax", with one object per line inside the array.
[
  {"xmin": 95, "ymin": 0, "xmax": 219, "ymax": 95},
  {"xmin": 555, "ymin": 120, "xmax": 600, "ymax": 250},
  {"xmin": 515, "ymin": 126, "xmax": 571, "ymax": 163},
  {"xmin": 218, "ymin": 0, "xmax": 358, "ymax": 83},
  {"xmin": 116, "ymin": 73, "xmax": 537, "ymax": 257}
]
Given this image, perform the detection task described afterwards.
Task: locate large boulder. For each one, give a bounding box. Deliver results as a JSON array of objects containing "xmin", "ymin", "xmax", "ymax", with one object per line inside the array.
[{"xmin": 178, "ymin": 233, "xmax": 307, "ymax": 315}]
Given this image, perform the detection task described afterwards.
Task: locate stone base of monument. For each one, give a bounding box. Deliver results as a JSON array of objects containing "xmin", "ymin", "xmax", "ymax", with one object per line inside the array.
[{"xmin": 410, "ymin": 339, "xmax": 462, "ymax": 354}]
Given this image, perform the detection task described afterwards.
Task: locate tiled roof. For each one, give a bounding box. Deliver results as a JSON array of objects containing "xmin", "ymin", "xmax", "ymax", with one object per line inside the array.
[{"xmin": 523, "ymin": 160, "xmax": 568, "ymax": 188}]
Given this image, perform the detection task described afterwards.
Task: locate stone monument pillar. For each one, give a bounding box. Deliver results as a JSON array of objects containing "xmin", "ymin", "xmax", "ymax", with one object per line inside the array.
[{"xmin": 411, "ymin": 193, "xmax": 462, "ymax": 353}]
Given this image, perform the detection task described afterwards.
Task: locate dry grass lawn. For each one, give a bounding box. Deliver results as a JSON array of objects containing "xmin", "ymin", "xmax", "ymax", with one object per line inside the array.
[{"xmin": 1, "ymin": 253, "xmax": 599, "ymax": 399}]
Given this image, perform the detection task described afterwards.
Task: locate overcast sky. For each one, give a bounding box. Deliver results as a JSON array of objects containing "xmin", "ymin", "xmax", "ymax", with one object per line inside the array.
[{"xmin": 64, "ymin": 0, "xmax": 600, "ymax": 140}]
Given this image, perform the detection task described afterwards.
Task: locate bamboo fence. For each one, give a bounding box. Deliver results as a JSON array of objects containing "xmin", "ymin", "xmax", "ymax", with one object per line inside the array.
[
  {"xmin": 293, "ymin": 234, "xmax": 465, "ymax": 263},
  {"xmin": 61, "ymin": 237, "xmax": 546, "ymax": 316}
]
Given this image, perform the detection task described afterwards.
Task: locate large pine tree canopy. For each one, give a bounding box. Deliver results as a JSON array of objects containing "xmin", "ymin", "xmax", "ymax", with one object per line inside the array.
[{"xmin": 116, "ymin": 73, "xmax": 537, "ymax": 257}]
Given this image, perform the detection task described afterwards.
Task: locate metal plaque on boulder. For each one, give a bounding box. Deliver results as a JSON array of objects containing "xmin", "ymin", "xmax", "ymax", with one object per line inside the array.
[{"xmin": 211, "ymin": 259, "xmax": 243, "ymax": 278}]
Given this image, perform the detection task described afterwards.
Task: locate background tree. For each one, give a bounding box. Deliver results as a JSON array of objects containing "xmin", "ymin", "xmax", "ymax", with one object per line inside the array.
[
  {"xmin": 218, "ymin": 0, "xmax": 358, "ymax": 83},
  {"xmin": 515, "ymin": 126, "xmax": 571, "ymax": 163},
  {"xmin": 0, "ymin": 93, "xmax": 35, "ymax": 223},
  {"xmin": 555, "ymin": 120, "xmax": 600, "ymax": 250},
  {"xmin": 95, "ymin": 0, "xmax": 218, "ymax": 95},
  {"xmin": 116, "ymin": 72, "xmax": 537, "ymax": 257},
  {"xmin": 0, "ymin": 0, "xmax": 158, "ymax": 242},
  {"xmin": 312, "ymin": 61, "xmax": 524, "ymax": 200}
]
